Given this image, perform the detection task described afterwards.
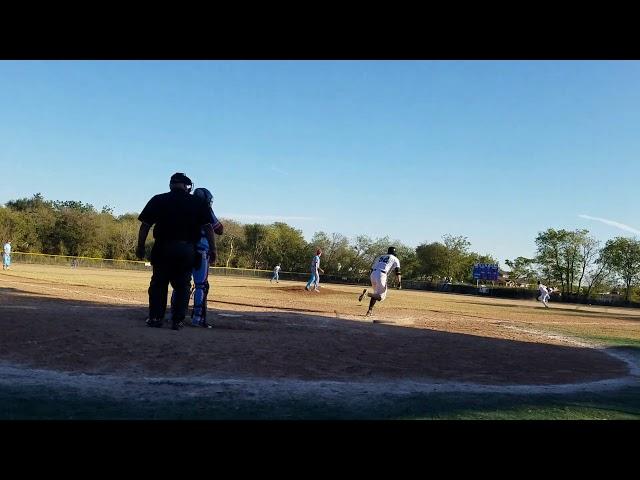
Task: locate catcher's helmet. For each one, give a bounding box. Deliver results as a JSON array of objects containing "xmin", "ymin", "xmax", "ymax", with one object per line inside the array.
[
  {"xmin": 387, "ymin": 246, "xmax": 397, "ymax": 255},
  {"xmin": 193, "ymin": 187, "xmax": 214, "ymax": 205}
]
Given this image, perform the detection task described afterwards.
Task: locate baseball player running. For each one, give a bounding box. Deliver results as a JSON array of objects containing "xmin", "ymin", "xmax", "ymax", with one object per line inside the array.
[
  {"xmin": 358, "ymin": 246, "xmax": 402, "ymax": 318},
  {"xmin": 537, "ymin": 281, "xmax": 550, "ymax": 308}
]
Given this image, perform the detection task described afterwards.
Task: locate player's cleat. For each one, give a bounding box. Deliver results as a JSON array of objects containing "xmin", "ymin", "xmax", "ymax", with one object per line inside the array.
[
  {"xmin": 314, "ymin": 288, "xmax": 320, "ymax": 293},
  {"xmin": 146, "ymin": 318, "xmax": 163, "ymax": 328},
  {"xmin": 365, "ymin": 310, "xmax": 373, "ymax": 317},
  {"xmin": 358, "ymin": 289, "xmax": 367, "ymax": 302},
  {"xmin": 192, "ymin": 316, "xmax": 213, "ymax": 328},
  {"xmin": 304, "ymin": 286, "xmax": 310, "ymax": 291}
]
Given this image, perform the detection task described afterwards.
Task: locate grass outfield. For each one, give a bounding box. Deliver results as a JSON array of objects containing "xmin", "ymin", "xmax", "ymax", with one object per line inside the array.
[{"xmin": 1, "ymin": 263, "xmax": 639, "ymax": 419}]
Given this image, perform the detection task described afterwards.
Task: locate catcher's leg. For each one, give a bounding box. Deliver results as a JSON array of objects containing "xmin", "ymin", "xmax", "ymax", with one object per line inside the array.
[
  {"xmin": 200, "ymin": 280, "xmax": 211, "ymax": 327},
  {"xmin": 191, "ymin": 251, "xmax": 211, "ymax": 327},
  {"xmin": 191, "ymin": 282, "xmax": 205, "ymax": 322}
]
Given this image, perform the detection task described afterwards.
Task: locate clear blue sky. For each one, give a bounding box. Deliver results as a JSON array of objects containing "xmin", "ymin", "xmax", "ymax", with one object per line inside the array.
[{"xmin": 1, "ymin": 60, "xmax": 639, "ymax": 264}]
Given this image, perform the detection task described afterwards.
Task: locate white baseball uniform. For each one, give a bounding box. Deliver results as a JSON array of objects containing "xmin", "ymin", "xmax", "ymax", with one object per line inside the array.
[
  {"xmin": 538, "ymin": 284, "xmax": 549, "ymax": 305},
  {"xmin": 369, "ymin": 254, "xmax": 401, "ymax": 302}
]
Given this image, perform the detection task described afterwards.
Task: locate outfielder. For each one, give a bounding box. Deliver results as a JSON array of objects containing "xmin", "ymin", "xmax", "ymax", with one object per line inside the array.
[
  {"xmin": 358, "ymin": 246, "xmax": 402, "ymax": 318},
  {"xmin": 537, "ymin": 281, "xmax": 550, "ymax": 308},
  {"xmin": 305, "ymin": 249, "xmax": 324, "ymax": 292}
]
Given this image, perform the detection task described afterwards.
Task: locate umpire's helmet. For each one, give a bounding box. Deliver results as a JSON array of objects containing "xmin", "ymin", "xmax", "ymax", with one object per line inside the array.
[
  {"xmin": 387, "ymin": 246, "xmax": 397, "ymax": 255},
  {"xmin": 193, "ymin": 187, "xmax": 214, "ymax": 205},
  {"xmin": 170, "ymin": 172, "xmax": 193, "ymax": 192}
]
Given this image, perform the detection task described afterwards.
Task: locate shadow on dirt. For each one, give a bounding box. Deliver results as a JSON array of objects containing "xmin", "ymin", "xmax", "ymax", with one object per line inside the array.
[{"xmin": 0, "ymin": 285, "xmax": 630, "ymax": 387}]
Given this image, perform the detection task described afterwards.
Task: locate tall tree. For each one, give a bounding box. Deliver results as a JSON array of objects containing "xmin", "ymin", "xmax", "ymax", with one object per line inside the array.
[
  {"xmin": 215, "ymin": 219, "xmax": 245, "ymax": 268},
  {"xmin": 264, "ymin": 223, "xmax": 308, "ymax": 272},
  {"xmin": 600, "ymin": 237, "xmax": 640, "ymax": 302},
  {"xmin": 244, "ymin": 223, "xmax": 269, "ymax": 269},
  {"xmin": 415, "ymin": 241, "xmax": 448, "ymax": 281},
  {"xmin": 535, "ymin": 229, "xmax": 589, "ymax": 294},
  {"xmin": 442, "ymin": 234, "xmax": 471, "ymax": 281},
  {"xmin": 504, "ymin": 257, "xmax": 538, "ymax": 284},
  {"xmin": 584, "ymin": 252, "xmax": 612, "ymax": 298},
  {"xmin": 577, "ymin": 235, "xmax": 600, "ymax": 294}
]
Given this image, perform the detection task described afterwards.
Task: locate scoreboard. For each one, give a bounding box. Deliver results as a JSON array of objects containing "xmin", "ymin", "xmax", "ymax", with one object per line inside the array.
[{"xmin": 472, "ymin": 263, "xmax": 499, "ymax": 281}]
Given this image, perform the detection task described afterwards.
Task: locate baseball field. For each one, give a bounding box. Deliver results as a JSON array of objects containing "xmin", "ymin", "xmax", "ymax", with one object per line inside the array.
[{"xmin": 1, "ymin": 263, "xmax": 640, "ymax": 419}]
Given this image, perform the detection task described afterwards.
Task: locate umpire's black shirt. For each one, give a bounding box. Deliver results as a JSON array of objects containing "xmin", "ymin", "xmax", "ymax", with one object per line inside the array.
[{"xmin": 138, "ymin": 189, "xmax": 213, "ymax": 243}]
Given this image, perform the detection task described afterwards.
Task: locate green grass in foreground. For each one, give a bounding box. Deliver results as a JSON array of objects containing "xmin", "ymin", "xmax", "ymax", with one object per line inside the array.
[{"xmin": 1, "ymin": 384, "xmax": 639, "ymax": 420}]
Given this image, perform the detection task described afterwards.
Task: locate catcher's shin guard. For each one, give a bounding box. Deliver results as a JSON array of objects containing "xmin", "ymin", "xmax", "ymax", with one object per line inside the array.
[{"xmin": 192, "ymin": 280, "xmax": 210, "ymax": 320}]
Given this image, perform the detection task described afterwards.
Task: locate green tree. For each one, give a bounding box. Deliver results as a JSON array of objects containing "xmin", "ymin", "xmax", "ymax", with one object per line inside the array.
[
  {"xmin": 504, "ymin": 257, "xmax": 538, "ymax": 284},
  {"xmin": 576, "ymin": 235, "xmax": 600, "ymax": 294},
  {"xmin": 264, "ymin": 223, "xmax": 308, "ymax": 272},
  {"xmin": 244, "ymin": 223, "xmax": 269, "ymax": 269},
  {"xmin": 600, "ymin": 237, "xmax": 640, "ymax": 302},
  {"xmin": 217, "ymin": 219, "xmax": 246, "ymax": 268},
  {"xmin": 442, "ymin": 235, "xmax": 472, "ymax": 281},
  {"xmin": 415, "ymin": 241, "xmax": 448, "ymax": 280},
  {"xmin": 535, "ymin": 228, "xmax": 590, "ymax": 294}
]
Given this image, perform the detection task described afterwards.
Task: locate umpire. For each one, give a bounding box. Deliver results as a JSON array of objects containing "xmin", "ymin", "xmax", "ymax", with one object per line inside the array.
[{"xmin": 136, "ymin": 172, "xmax": 217, "ymax": 330}]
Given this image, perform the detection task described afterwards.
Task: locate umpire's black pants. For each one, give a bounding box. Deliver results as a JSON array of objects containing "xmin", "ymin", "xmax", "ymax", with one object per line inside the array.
[{"xmin": 148, "ymin": 240, "xmax": 196, "ymax": 321}]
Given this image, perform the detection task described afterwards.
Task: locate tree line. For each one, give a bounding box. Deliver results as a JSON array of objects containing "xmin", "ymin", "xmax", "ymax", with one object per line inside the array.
[
  {"xmin": 1, "ymin": 194, "xmax": 499, "ymax": 282},
  {"xmin": 2, "ymin": 195, "xmax": 639, "ymax": 301},
  {"xmin": 506, "ymin": 228, "xmax": 640, "ymax": 302}
]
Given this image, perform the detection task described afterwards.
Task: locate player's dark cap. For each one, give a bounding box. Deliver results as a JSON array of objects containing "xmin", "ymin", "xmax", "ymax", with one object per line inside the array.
[
  {"xmin": 170, "ymin": 172, "xmax": 193, "ymax": 186},
  {"xmin": 387, "ymin": 246, "xmax": 397, "ymax": 255}
]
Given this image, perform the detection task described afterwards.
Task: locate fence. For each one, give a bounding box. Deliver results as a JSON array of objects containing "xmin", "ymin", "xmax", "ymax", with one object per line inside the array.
[
  {"xmin": 10, "ymin": 252, "xmax": 640, "ymax": 308},
  {"xmin": 11, "ymin": 251, "xmax": 149, "ymax": 270},
  {"xmin": 10, "ymin": 252, "xmax": 357, "ymax": 283}
]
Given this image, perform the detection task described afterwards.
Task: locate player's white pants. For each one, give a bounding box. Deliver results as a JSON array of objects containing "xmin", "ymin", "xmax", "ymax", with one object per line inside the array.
[
  {"xmin": 538, "ymin": 293, "xmax": 549, "ymax": 306},
  {"xmin": 370, "ymin": 271, "xmax": 388, "ymax": 301}
]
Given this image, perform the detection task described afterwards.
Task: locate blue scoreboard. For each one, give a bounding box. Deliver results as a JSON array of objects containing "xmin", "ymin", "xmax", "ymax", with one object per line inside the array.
[{"xmin": 472, "ymin": 263, "xmax": 499, "ymax": 281}]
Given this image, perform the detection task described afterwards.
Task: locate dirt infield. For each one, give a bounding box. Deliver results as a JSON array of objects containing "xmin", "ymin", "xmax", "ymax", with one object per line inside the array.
[{"xmin": 1, "ymin": 264, "xmax": 638, "ymax": 391}]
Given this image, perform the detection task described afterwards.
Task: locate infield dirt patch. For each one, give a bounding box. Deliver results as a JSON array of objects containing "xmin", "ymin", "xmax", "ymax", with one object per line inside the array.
[{"xmin": 0, "ymin": 265, "xmax": 635, "ymax": 386}]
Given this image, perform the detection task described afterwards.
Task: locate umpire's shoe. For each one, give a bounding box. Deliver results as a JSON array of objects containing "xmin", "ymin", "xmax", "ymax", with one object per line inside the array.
[
  {"xmin": 171, "ymin": 319, "xmax": 184, "ymax": 331},
  {"xmin": 146, "ymin": 318, "xmax": 163, "ymax": 328}
]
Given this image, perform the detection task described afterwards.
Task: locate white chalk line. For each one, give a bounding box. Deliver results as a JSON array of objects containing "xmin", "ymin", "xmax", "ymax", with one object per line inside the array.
[{"xmin": 0, "ymin": 277, "xmax": 146, "ymax": 305}]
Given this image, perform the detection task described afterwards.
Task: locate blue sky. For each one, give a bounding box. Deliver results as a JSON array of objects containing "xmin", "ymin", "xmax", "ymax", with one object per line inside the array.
[{"xmin": 1, "ymin": 60, "xmax": 639, "ymax": 264}]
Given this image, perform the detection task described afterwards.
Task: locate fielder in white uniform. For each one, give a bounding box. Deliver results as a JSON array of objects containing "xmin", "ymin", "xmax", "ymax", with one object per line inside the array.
[
  {"xmin": 537, "ymin": 281, "xmax": 550, "ymax": 308},
  {"xmin": 358, "ymin": 246, "xmax": 402, "ymax": 318}
]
